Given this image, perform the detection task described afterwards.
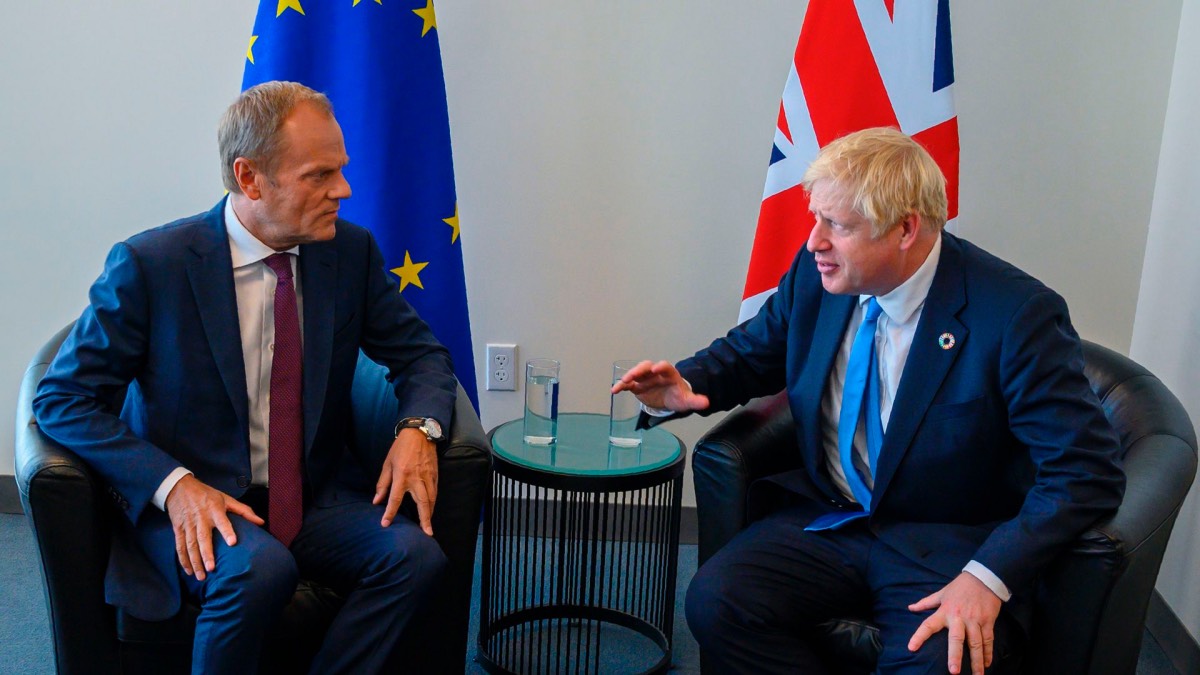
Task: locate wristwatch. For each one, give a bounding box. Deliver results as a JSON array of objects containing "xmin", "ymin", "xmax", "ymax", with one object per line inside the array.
[{"xmin": 395, "ymin": 416, "xmax": 444, "ymax": 442}]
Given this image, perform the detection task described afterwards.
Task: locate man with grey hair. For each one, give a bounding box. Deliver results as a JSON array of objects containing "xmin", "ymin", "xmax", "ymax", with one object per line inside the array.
[
  {"xmin": 34, "ymin": 80, "xmax": 457, "ymax": 673},
  {"xmin": 615, "ymin": 127, "xmax": 1124, "ymax": 674}
]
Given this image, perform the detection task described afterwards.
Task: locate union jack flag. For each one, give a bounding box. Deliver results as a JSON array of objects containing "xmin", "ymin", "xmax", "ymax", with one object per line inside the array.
[{"xmin": 739, "ymin": 0, "xmax": 959, "ymax": 322}]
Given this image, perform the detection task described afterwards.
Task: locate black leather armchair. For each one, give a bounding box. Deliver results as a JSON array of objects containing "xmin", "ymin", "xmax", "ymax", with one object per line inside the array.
[
  {"xmin": 15, "ymin": 322, "xmax": 491, "ymax": 674},
  {"xmin": 691, "ymin": 340, "xmax": 1197, "ymax": 674}
]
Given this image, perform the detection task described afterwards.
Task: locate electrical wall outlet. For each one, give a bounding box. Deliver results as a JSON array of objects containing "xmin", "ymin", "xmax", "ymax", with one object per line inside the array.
[{"xmin": 485, "ymin": 343, "xmax": 518, "ymax": 391}]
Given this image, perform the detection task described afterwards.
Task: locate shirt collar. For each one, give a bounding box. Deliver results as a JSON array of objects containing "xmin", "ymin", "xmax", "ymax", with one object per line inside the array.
[
  {"xmin": 224, "ymin": 197, "xmax": 300, "ymax": 269},
  {"xmin": 860, "ymin": 234, "xmax": 943, "ymax": 323}
]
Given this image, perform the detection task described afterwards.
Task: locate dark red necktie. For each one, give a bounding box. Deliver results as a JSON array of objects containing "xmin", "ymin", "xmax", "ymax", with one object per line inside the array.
[{"xmin": 264, "ymin": 253, "xmax": 304, "ymax": 547}]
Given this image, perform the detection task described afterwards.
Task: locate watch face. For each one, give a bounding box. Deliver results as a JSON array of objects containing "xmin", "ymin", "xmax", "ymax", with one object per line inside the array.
[{"xmin": 422, "ymin": 418, "xmax": 443, "ymax": 440}]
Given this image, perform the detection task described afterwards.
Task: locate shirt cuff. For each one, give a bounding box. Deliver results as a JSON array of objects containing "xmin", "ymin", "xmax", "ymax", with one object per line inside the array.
[
  {"xmin": 642, "ymin": 404, "xmax": 675, "ymax": 417},
  {"xmin": 963, "ymin": 560, "xmax": 1012, "ymax": 602},
  {"xmin": 153, "ymin": 467, "xmax": 193, "ymax": 511}
]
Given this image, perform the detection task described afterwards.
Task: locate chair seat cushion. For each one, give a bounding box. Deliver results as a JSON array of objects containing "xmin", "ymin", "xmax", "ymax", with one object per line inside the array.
[{"xmin": 815, "ymin": 617, "xmax": 881, "ymax": 673}]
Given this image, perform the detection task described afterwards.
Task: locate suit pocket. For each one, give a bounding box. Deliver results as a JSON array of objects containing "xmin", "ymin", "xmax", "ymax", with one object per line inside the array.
[{"xmin": 924, "ymin": 396, "xmax": 985, "ymax": 423}]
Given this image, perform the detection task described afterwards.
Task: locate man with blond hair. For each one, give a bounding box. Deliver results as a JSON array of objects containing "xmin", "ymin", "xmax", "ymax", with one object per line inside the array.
[
  {"xmin": 34, "ymin": 81, "xmax": 456, "ymax": 674},
  {"xmin": 615, "ymin": 127, "xmax": 1124, "ymax": 674}
]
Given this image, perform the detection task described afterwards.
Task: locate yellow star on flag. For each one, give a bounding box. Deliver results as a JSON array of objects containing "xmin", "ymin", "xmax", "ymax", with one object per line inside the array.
[
  {"xmin": 352, "ymin": 0, "xmax": 383, "ymax": 5},
  {"xmin": 412, "ymin": 0, "xmax": 437, "ymax": 37},
  {"xmin": 246, "ymin": 35, "xmax": 258, "ymax": 64},
  {"xmin": 276, "ymin": 0, "xmax": 305, "ymax": 17},
  {"xmin": 443, "ymin": 205, "xmax": 460, "ymax": 244},
  {"xmin": 391, "ymin": 251, "xmax": 429, "ymax": 291}
]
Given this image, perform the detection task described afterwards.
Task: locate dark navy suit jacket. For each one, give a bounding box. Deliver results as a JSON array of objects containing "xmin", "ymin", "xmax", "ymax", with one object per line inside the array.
[
  {"xmin": 672, "ymin": 233, "xmax": 1124, "ymax": 601},
  {"xmin": 33, "ymin": 200, "xmax": 458, "ymax": 620}
]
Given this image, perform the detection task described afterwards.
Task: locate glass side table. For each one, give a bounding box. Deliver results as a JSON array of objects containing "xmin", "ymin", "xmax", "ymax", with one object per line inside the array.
[{"xmin": 478, "ymin": 413, "xmax": 685, "ymax": 675}]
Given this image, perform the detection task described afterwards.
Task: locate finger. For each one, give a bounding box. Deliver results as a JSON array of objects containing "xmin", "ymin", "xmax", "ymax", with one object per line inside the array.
[
  {"xmin": 198, "ymin": 522, "xmax": 217, "ymax": 573},
  {"xmin": 412, "ymin": 482, "xmax": 434, "ymax": 536},
  {"xmin": 381, "ymin": 472, "xmax": 406, "ymax": 527},
  {"xmin": 908, "ymin": 591, "xmax": 942, "ymax": 612},
  {"xmin": 966, "ymin": 621, "xmax": 986, "ymax": 675},
  {"xmin": 983, "ymin": 628, "xmax": 995, "ymax": 667},
  {"xmin": 213, "ymin": 511, "xmax": 239, "ymax": 548},
  {"xmin": 648, "ymin": 361, "xmax": 679, "ymax": 377},
  {"xmin": 614, "ymin": 361, "xmax": 655, "ymax": 388},
  {"xmin": 907, "ymin": 614, "xmax": 944, "ymax": 652},
  {"xmin": 374, "ymin": 466, "xmax": 394, "ymax": 506},
  {"xmin": 185, "ymin": 531, "xmax": 206, "ymax": 581},
  {"xmin": 947, "ymin": 618, "xmax": 965, "ymax": 675},
  {"xmin": 684, "ymin": 392, "xmax": 710, "ymax": 410},
  {"xmin": 427, "ymin": 467, "xmax": 439, "ymax": 511},
  {"xmin": 226, "ymin": 498, "xmax": 264, "ymax": 526},
  {"xmin": 174, "ymin": 525, "xmax": 193, "ymax": 576}
]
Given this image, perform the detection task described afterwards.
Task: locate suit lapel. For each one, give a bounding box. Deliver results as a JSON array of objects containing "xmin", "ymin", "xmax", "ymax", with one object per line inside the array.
[
  {"xmin": 795, "ymin": 291, "xmax": 855, "ymax": 498},
  {"xmin": 872, "ymin": 236, "xmax": 968, "ymax": 501},
  {"xmin": 298, "ymin": 241, "xmax": 337, "ymax": 454},
  {"xmin": 185, "ymin": 201, "xmax": 250, "ymax": 440}
]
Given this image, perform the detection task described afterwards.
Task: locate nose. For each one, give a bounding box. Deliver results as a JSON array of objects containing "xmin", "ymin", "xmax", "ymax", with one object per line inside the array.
[
  {"xmin": 331, "ymin": 171, "xmax": 352, "ymax": 200},
  {"xmin": 806, "ymin": 219, "xmax": 829, "ymax": 253}
]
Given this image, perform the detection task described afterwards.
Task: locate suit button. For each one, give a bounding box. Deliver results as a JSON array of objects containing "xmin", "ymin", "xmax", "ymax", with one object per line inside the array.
[{"xmin": 237, "ymin": 476, "xmax": 250, "ymax": 488}]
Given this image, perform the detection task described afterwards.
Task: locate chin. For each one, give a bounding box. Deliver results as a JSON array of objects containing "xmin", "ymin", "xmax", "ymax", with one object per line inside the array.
[{"xmin": 820, "ymin": 277, "xmax": 847, "ymax": 295}]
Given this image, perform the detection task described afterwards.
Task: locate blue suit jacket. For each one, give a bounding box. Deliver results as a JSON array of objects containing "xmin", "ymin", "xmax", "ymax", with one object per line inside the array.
[
  {"xmin": 674, "ymin": 233, "xmax": 1124, "ymax": 599},
  {"xmin": 33, "ymin": 200, "xmax": 458, "ymax": 620}
]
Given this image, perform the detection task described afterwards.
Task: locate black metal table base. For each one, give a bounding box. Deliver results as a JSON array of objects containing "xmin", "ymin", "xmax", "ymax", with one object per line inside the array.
[{"xmin": 479, "ymin": 447, "xmax": 684, "ymax": 675}]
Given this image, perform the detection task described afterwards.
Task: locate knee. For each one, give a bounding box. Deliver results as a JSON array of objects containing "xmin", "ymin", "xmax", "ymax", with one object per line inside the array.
[
  {"xmin": 372, "ymin": 530, "xmax": 448, "ymax": 590},
  {"xmin": 215, "ymin": 522, "xmax": 299, "ymax": 608}
]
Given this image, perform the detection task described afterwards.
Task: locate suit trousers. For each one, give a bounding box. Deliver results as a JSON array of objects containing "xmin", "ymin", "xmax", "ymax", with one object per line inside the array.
[
  {"xmin": 684, "ymin": 506, "xmax": 1023, "ymax": 674},
  {"xmin": 181, "ymin": 493, "xmax": 447, "ymax": 675}
]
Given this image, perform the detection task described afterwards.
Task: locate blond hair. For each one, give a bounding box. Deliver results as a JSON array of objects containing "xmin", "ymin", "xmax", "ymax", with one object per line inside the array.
[
  {"xmin": 801, "ymin": 127, "xmax": 948, "ymax": 237},
  {"xmin": 218, "ymin": 81, "xmax": 334, "ymax": 193}
]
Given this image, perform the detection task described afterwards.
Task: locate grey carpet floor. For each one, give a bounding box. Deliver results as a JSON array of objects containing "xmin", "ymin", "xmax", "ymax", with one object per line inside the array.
[{"xmin": 0, "ymin": 513, "xmax": 1177, "ymax": 674}]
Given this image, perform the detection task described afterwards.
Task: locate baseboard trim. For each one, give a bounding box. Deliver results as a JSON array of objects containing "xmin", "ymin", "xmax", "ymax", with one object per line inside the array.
[
  {"xmin": 1, "ymin": 474, "xmax": 21, "ymax": 514},
  {"xmin": 1146, "ymin": 588, "xmax": 1200, "ymax": 674}
]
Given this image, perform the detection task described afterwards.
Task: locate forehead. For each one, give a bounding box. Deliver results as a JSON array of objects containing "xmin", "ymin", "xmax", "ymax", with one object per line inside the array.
[
  {"xmin": 275, "ymin": 103, "xmax": 347, "ymax": 164},
  {"xmin": 808, "ymin": 180, "xmax": 858, "ymax": 215}
]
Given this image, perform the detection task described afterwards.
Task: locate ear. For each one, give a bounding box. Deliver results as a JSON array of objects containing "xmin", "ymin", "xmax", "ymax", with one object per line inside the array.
[
  {"xmin": 232, "ymin": 157, "xmax": 263, "ymax": 200},
  {"xmin": 895, "ymin": 213, "xmax": 923, "ymax": 251}
]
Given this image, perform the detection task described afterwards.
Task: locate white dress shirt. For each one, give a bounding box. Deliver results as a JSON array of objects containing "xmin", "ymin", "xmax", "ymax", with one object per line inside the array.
[{"xmin": 152, "ymin": 199, "xmax": 302, "ymax": 509}]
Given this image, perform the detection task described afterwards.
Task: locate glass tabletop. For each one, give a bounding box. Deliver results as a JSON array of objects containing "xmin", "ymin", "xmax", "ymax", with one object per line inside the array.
[{"xmin": 491, "ymin": 412, "xmax": 682, "ymax": 477}]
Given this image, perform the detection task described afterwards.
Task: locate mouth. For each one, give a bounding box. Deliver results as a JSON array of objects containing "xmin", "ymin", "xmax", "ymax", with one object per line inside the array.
[{"xmin": 814, "ymin": 259, "xmax": 838, "ymax": 274}]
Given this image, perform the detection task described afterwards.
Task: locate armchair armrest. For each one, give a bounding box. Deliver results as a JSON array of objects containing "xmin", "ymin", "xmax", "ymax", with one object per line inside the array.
[
  {"xmin": 402, "ymin": 383, "xmax": 491, "ymax": 672},
  {"xmin": 1030, "ymin": 367, "xmax": 1198, "ymax": 674},
  {"xmin": 691, "ymin": 391, "xmax": 800, "ymax": 565},
  {"xmin": 15, "ymin": 322, "xmax": 121, "ymax": 674}
]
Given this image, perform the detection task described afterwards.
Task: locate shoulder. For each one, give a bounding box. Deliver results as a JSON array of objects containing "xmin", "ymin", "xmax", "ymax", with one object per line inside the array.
[
  {"xmin": 120, "ymin": 202, "xmax": 225, "ymax": 259},
  {"xmin": 945, "ymin": 233, "xmax": 1064, "ymax": 311}
]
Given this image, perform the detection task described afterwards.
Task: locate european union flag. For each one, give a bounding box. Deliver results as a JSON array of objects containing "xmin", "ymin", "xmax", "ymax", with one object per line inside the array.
[{"xmin": 243, "ymin": 0, "xmax": 477, "ymax": 408}]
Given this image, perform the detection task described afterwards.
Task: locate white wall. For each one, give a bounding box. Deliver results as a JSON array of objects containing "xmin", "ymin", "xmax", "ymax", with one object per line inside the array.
[
  {"xmin": 0, "ymin": 2, "xmax": 1184, "ymax": 514},
  {"xmin": 1131, "ymin": 0, "xmax": 1200, "ymax": 645}
]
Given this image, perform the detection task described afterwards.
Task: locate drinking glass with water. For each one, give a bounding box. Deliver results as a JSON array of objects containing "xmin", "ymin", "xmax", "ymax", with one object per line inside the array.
[
  {"xmin": 609, "ymin": 360, "xmax": 643, "ymax": 447},
  {"xmin": 523, "ymin": 359, "xmax": 560, "ymax": 445}
]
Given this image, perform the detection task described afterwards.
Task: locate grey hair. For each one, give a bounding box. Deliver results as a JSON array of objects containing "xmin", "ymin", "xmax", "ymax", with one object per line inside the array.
[{"xmin": 218, "ymin": 81, "xmax": 334, "ymax": 193}]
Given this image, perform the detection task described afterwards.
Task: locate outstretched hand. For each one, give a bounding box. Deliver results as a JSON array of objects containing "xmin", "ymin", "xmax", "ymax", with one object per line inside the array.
[
  {"xmin": 610, "ymin": 360, "xmax": 709, "ymax": 413},
  {"xmin": 165, "ymin": 475, "xmax": 263, "ymax": 580},
  {"xmin": 907, "ymin": 572, "xmax": 1003, "ymax": 675}
]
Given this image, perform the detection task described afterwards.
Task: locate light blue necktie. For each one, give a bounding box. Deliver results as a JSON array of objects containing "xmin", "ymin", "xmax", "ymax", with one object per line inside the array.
[{"xmin": 808, "ymin": 298, "xmax": 883, "ymax": 531}]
